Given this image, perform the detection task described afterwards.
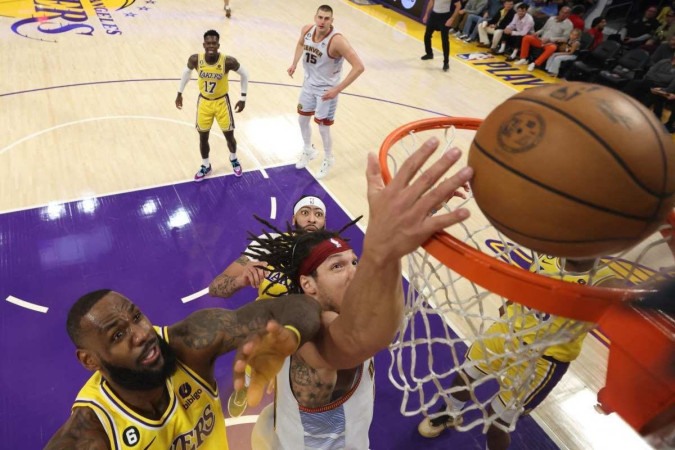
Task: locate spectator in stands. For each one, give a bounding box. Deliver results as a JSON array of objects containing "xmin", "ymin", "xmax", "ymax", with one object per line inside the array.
[
  {"xmin": 460, "ymin": 0, "xmax": 501, "ymax": 44},
  {"xmin": 503, "ymin": 3, "xmax": 536, "ymax": 59},
  {"xmin": 651, "ymin": 35, "xmax": 675, "ymax": 65},
  {"xmin": 545, "ymin": 28, "xmax": 582, "ymax": 76},
  {"xmin": 650, "ymin": 85, "xmax": 675, "ymax": 133},
  {"xmin": 477, "ymin": 0, "xmax": 517, "ymax": 50},
  {"xmin": 622, "ymin": 55, "xmax": 675, "ymax": 107},
  {"xmin": 645, "ymin": 10, "xmax": 675, "ymax": 53},
  {"xmin": 526, "ymin": 0, "xmax": 561, "ymax": 28},
  {"xmin": 514, "ymin": 6, "xmax": 573, "ymax": 71},
  {"xmin": 587, "ymin": 16, "xmax": 606, "ymax": 50},
  {"xmin": 453, "ymin": 0, "xmax": 488, "ymax": 39},
  {"xmin": 568, "ymin": 5, "xmax": 585, "ymax": 30},
  {"xmin": 623, "ymin": 6, "xmax": 660, "ymax": 49}
]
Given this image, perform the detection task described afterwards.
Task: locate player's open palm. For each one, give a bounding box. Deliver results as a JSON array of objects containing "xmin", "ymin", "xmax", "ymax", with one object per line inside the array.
[
  {"xmin": 233, "ymin": 320, "xmax": 299, "ymax": 407},
  {"xmin": 364, "ymin": 138, "xmax": 473, "ymax": 260}
]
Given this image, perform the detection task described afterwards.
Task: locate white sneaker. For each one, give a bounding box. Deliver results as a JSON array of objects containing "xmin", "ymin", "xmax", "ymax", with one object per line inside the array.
[
  {"xmin": 527, "ymin": 62, "xmax": 535, "ymax": 72},
  {"xmin": 316, "ymin": 156, "xmax": 334, "ymax": 180},
  {"xmin": 295, "ymin": 146, "xmax": 318, "ymax": 169},
  {"xmin": 514, "ymin": 58, "xmax": 528, "ymax": 66}
]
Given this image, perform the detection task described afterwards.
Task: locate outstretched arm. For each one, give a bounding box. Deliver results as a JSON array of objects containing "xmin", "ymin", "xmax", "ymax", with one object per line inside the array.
[
  {"xmin": 316, "ymin": 139, "xmax": 473, "ymax": 369},
  {"xmin": 45, "ymin": 407, "xmax": 110, "ymax": 450},
  {"xmin": 168, "ymin": 294, "xmax": 322, "ymax": 382}
]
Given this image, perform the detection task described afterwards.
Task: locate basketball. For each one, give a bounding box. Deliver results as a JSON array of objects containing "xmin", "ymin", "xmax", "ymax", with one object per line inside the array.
[{"xmin": 468, "ymin": 82, "xmax": 675, "ymax": 258}]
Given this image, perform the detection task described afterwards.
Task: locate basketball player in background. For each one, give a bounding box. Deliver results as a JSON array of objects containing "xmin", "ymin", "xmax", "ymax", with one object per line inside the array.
[
  {"xmin": 209, "ymin": 195, "xmax": 327, "ymax": 417},
  {"xmin": 224, "ymin": 0, "xmax": 231, "ymax": 18},
  {"xmin": 418, "ymin": 257, "xmax": 627, "ymax": 449},
  {"xmin": 288, "ymin": 4, "xmax": 365, "ymax": 180},
  {"xmin": 420, "ymin": 0, "xmax": 462, "ymax": 72},
  {"xmin": 175, "ymin": 29, "xmax": 248, "ymax": 182},
  {"xmin": 45, "ymin": 289, "xmax": 322, "ymax": 449},
  {"xmin": 209, "ymin": 195, "xmax": 327, "ymax": 300}
]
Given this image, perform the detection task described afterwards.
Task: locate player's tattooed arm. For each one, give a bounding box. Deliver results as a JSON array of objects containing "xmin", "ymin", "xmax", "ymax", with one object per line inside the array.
[
  {"xmin": 44, "ymin": 407, "xmax": 110, "ymax": 450},
  {"xmin": 209, "ymin": 255, "xmax": 249, "ymax": 298},
  {"xmin": 168, "ymin": 294, "xmax": 322, "ymax": 377}
]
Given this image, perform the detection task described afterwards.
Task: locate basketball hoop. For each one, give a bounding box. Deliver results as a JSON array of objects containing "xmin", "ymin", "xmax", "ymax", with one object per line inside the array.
[{"xmin": 380, "ymin": 117, "xmax": 675, "ymax": 445}]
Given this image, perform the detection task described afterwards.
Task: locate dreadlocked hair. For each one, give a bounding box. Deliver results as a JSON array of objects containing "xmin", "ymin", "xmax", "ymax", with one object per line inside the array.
[{"xmin": 244, "ymin": 214, "xmax": 362, "ymax": 294}]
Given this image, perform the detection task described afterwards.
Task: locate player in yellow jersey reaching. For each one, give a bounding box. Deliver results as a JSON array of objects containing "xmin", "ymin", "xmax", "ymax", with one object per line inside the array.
[
  {"xmin": 44, "ymin": 290, "xmax": 321, "ymax": 449},
  {"xmin": 175, "ymin": 29, "xmax": 249, "ymax": 182}
]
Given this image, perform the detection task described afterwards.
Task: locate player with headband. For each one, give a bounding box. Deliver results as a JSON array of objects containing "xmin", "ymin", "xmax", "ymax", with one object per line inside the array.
[{"xmin": 209, "ymin": 195, "xmax": 327, "ymax": 416}]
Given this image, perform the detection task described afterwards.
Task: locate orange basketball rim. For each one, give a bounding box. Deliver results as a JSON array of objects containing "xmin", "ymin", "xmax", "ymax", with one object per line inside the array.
[{"xmin": 379, "ymin": 116, "xmax": 675, "ymax": 444}]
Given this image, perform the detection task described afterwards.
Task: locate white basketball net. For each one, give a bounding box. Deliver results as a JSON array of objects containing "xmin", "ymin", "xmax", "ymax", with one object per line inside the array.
[{"xmin": 384, "ymin": 121, "xmax": 674, "ymax": 434}]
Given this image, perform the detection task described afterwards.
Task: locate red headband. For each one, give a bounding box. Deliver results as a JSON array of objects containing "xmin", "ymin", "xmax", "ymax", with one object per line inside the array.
[{"xmin": 299, "ymin": 237, "xmax": 352, "ymax": 276}]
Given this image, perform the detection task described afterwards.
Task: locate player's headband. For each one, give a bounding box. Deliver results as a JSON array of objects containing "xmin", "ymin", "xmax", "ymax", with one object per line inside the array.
[
  {"xmin": 293, "ymin": 196, "xmax": 326, "ymax": 215},
  {"xmin": 299, "ymin": 237, "xmax": 351, "ymax": 276}
]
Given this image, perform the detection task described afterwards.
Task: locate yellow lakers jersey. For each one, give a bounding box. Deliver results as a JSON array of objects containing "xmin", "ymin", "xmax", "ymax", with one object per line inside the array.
[
  {"xmin": 507, "ymin": 255, "xmax": 618, "ymax": 362},
  {"xmin": 197, "ymin": 53, "xmax": 229, "ymax": 100},
  {"xmin": 257, "ymin": 265, "xmax": 291, "ymax": 300},
  {"xmin": 72, "ymin": 327, "xmax": 228, "ymax": 450}
]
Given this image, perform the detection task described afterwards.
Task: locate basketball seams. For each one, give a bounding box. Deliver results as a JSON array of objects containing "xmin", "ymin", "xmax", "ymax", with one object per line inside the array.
[
  {"xmin": 619, "ymin": 93, "xmax": 675, "ymax": 198},
  {"xmin": 480, "ymin": 208, "xmax": 636, "ymax": 246},
  {"xmin": 509, "ymin": 97, "xmax": 668, "ymax": 200},
  {"xmin": 472, "ymin": 139, "xmax": 653, "ymax": 221}
]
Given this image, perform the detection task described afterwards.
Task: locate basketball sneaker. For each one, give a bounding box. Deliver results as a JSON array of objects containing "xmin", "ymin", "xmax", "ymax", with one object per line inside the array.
[
  {"xmin": 230, "ymin": 158, "xmax": 243, "ymax": 177},
  {"xmin": 296, "ymin": 146, "xmax": 318, "ymax": 169},
  {"xmin": 194, "ymin": 164, "xmax": 212, "ymax": 182},
  {"xmin": 316, "ymin": 155, "xmax": 334, "ymax": 180},
  {"xmin": 417, "ymin": 413, "xmax": 463, "ymax": 438},
  {"xmin": 225, "ymin": 6, "xmax": 231, "ymax": 17},
  {"xmin": 227, "ymin": 388, "xmax": 248, "ymax": 418}
]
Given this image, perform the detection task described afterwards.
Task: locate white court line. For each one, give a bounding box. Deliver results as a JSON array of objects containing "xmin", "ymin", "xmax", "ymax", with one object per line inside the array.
[
  {"xmin": 0, "ymin": 115, "xmax": 267, "ymax": 174},
  {"xmin": 5, "ymin": 295, "xmax": 49, "ymax": 313},
  {"xmin": 181, "ymin": 288, "xmax": 209, "ymax": 303},
  {"xmin": 270, "ymin": 196, "xmax": 277, "ymax": 220},
  {"xmin": 224, "ymin": 414, "xmax": 260, "ymax": 427},
  {"xmin": 0, "ymin": 115, "xmax": 283, "ymax": 215}
]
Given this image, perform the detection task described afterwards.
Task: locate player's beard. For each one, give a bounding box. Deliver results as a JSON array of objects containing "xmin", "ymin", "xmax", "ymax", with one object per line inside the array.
[{"xmin": 100, "ymin": 337, "xmax": 178, "ymax": 391}]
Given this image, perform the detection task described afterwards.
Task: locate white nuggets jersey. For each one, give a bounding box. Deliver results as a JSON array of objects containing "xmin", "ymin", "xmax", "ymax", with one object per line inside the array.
[
  {"xmin": 274, "ymin": 356, "xmax": 375, "ymax": 449},
  {"xmin": 302, "ymin": 25, "xmax": 344, "ymax": 88}
]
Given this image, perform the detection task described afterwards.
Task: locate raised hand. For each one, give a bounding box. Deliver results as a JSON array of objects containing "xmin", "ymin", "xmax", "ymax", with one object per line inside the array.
[
  {"xmin": 363, "ymin": 138, "xmax": 473, "ymax": 262},
  {"xmin": 240, "ymin": 260, "xmax": 269, "ymax": 288},
  {"xmin": 233, "ymin": 320, "xmax": 300, "ymax": 407}
]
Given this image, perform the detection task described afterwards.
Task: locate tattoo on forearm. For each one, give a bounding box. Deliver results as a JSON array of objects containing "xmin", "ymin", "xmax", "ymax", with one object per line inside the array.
[
  {"xmin": 173, "ymin": 309, "xmax": 268, "ymax": 353},
  {"xmin": 210, "ymin": 274, "xmax": 238, "ymax": 298},
  {"xmin": 210, "ymin": 256, "xmax": 249, "ymax": 298}
]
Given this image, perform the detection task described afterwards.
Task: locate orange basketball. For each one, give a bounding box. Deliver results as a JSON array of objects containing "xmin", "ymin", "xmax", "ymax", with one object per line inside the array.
[{"xmin": 468, "ymin": 82, "xmax": 675, "ymax": 258}]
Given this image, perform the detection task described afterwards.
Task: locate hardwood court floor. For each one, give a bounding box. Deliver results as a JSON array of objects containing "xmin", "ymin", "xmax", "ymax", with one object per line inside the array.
[{"xmin": 0, "ymin": 0, "xmax": 655, "ymax": 449}]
